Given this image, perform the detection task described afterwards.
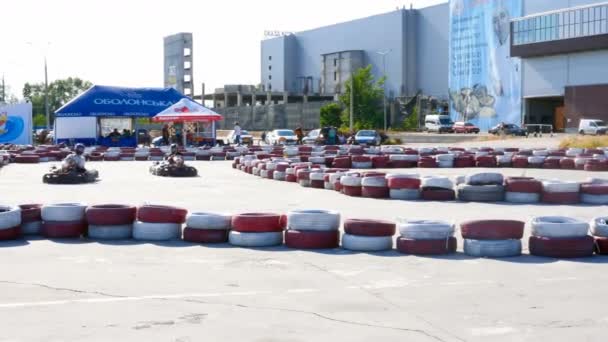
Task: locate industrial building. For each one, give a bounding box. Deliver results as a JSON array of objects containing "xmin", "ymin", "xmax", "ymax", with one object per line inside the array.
[
  {"xmin": 257, "ymin": 0, "xmax": 608, "ymax": 132},
  {"xmin": 164, "ymin": 33, "xmax": 194, "ymax": 96}
]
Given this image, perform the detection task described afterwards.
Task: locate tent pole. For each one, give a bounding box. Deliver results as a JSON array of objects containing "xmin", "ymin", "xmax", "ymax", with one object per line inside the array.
[{"xmin": 182, "ymin": 125, "xmax": 187, "ymax": 147}]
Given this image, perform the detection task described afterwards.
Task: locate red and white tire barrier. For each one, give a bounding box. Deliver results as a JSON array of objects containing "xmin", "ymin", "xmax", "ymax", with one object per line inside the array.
[
  {"xmin": 0, "ymin": 205, "xmax": 22, "ymax": 240},
  {"xmin": 361, "ymin": 176, "xmax": 389, "ymax": 198},
  {"xmin": 341, "ymin": 219, "xmax": 395, "ymax": 251},
  {"xmin": 387, "ymin": 174, "xmax": 421, "ymax": 200},
  {"xmin": 310, "ymin": 171, "xmax": 325, "ymax": 189},
  {"xmin": 420, "ymin": 176, "xmax": 455, "ymax": 201},
  {"xmin": 581, "ymin": 183, "xmax": 608, "ymax": 204},
  {"xmin": 396, "ymin": 219, "xmax": 455, "ymax": 255},
  {"xmin": 591, "ymin": 217, "xmax": 608, "ymax": 238},
  {"xmin": 285, "ymin": 210, "xmax": 340, "ymax": 249},
  {"xmin": 529, "ymin": 216, "xmax": 593, "ymax": 258},
  {"xmin": 460, "ymin": 220, "xmax": 524, "ymax": 258},
  {"xmin": 435, "ymin": 154, "xmax": 454, "ymax": 168},
  {"xmin": 341, "ymin": 175, "xmax": 362, "ymax": 197},
  {"xmin": 86, "ymin": 204, "xmax": 136, "ymax": 240},
  {"xmin": 41, "ymin": 203, "xmax": 87, "ymax": 238},
  {"xmin": 351, "ymin": 156, "xmax": 373, "ymax": 169},
  {"xmin": 133, "ymin": 205, "xmax": 186, "ymax": 241},
  {"xmin": 229, "ymin": 213, "xmax": 285, "ymax": 247},
  {"xmin": 505, "ymin": 177, "xmax": 542, "ymax": 203},
  {"xmin": 183, "ymin": 212, "xmax": 231, "ymax": 243},
  {"xmin": 541, "ymin": 181, "xmax": 581, "ymax": 204},
  {"xmin": 19, "ymin": 204, "xmax": 42, "ymax": 235},
  {"xmin": 297, "ymin": 170, "xmax": 311, "ymax": 187}
]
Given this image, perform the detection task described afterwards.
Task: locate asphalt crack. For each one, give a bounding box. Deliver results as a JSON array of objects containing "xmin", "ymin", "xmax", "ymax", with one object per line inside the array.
[{"xmin": 0, "ymin": 280, "xmax": 126, "ymax": 299}]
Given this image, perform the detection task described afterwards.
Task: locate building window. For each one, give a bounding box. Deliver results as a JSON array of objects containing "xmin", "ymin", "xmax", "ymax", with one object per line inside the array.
[
  {"xmin": 333, "ymin": 72, "xmax": 337, "ymax": 81},
  {"xmin": 268, "ymin": 65, "xmax": 272, "ymax": 71},
  {"xmin": 333, "ymin": 58, "xmax": 337, "ymax": 67},
  {"xmin": 268, "ymin": 84, "xmax": 272, "ymax": 91},
  {"xmin": 269, "ymin": 56, "xmax": 272, "ymax": 61}
]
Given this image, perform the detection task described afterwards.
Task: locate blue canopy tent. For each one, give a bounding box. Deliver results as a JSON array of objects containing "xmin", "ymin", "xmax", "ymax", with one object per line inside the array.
[{"xmin": 54, "ymin": 85, "xmax": 186, "ymax": 146}]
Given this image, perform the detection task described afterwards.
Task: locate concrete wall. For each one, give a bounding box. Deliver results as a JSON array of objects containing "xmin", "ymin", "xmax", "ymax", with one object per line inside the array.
[
  {"xmin": 164, "ymin": 33, "xmax": 193, "ymax": 96},
  {"xmin": 261, "ymin": 37, "xmax": 286, "ymax": 92},
  {"xmin": 213, "ymin": 102, "xmax": 331, "ymax": 130},
  {"xmin": 416, "ymin": 3, "xmax": 450, "ymax": 97}
]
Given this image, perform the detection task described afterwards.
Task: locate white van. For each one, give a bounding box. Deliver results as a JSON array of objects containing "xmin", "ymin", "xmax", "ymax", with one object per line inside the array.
[
  {"xmin": 579, "ymin": 119, "xmax": 607, "ymax": 135},
  {"xmin": 425, "ymin": 115, "xmax": 454, "ymax": 133}
]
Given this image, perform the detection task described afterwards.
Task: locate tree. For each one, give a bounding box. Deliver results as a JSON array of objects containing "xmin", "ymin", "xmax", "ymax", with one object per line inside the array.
[
  {"xmin": 339, "ymin": 65, "xmax": 385, "ymax": 131},
  {"xmin": 319, "ymin": 103, "xmax": 343, "ymax": 127},
  {"xmin": 23, "ymin": 77, "xmax": 92, "ymax": 124},
  {"xmin": 0, "ymin": 84, "xmax": 20, "ymax": 104}
]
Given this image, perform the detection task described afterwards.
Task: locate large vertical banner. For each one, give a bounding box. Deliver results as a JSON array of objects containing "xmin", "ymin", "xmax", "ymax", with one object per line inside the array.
[
  {"xmin": 0, "ymin": 103, "xmax": 33, "ymax": 145},
  {"xmin": 449, "ymin": 0, "xmax": 522, "ymax": 131}
]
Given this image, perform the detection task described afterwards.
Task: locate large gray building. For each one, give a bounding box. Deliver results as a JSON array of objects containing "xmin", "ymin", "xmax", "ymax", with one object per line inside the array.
[
  {"xmin": 164, "ymin": 33, "xmax": 194, "ymax": 96},
  {"xmin": 260, "ymin": 0, "xmax": 608, "ymax": 132}
]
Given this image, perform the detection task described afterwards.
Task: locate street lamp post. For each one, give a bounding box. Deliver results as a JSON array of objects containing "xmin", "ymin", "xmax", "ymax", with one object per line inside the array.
[
  {"xmin": 27, "ymin": 42, "xmax": 51, "ymax": 128},
  {"xmin": 376, "ymin": 50, "xmax": 391, "ymax": 131}
]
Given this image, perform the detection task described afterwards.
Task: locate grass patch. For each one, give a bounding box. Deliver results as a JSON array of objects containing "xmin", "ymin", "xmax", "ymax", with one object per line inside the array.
[
  {"xmin": 383, "ymin": 137, "xmax": 403, "ymax": 145},
  {"xmin": 559, "ymin": 135, "xmax": 608, "ymax": 149},
  {"xmin": 476, "ymin": 134, "xmax": 517, "ymax": 142}
]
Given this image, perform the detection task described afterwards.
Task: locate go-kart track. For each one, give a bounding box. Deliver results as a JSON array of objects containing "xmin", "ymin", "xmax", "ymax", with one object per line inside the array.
[{"xmin": 1, "ymin": 142, "xmax": 608, "ymax": 342}]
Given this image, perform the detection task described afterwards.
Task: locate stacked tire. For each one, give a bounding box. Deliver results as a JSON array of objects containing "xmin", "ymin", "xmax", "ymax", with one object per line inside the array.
[
  {"xmin": 361, "ymin": 175, "xmax": 389, "ymax": 199},
  {"xmin": 529, "ymin": 216, "xmax": 594, "ymax": 258},
  {"xmin": 41, "ymin": 203, "xmax": 88, "ymax": 238},
  {"xmin": 397, "ymin": 220, "xmax": 456, "ymax": 255},
  {"xmin": 420, "ymin": 176, "xmax": 455, "ymax": 201},
  {"xmin": 387, "ymin": 174, "xmax": 421, "ymax": 200},
  {"xmin": 341, "ymin": 174, "xmax": 362, "ymax": 197},
  {"xmin": 580, "ymin": 182, "xmax": 608, "ymax": 204},
  {"xmin": 0, "ymin": 205, "xmax": 21, "ymax": 240},
  {"xmin": 285, "ymin": 210, "xmax": 340, "ymax": 249},
  {"xmin": 133, "ymin": 205, "xmax": 187, "ymax": 241},
  {"xmin": 541, "ymin": 181, "xmax": 580, "ymax": 204},
  {"xmin": 457, "ymin": 173, "xmax": 505, "ymax": 202},
  {"xmin": 461, "ymin": 220, "xmax": 523, "ymax": 258},
  {"xmin": 504, "ymin": 177, "xmax": 542, "ymax": 203},
  {"xmin": 229, "ymin": 213, "xmax": 285, "ymax": 247},
  {"xmin": 590, "ymin": 217, "xmax": 608, "ymax": 255},
  {"xmin": 19, "ymin": 204, "xmax": 42, "ymax": 235},
  {"xmin": 183, "ymin": 212, "xmax": 231, "ymax": 243},
  {"xmin": 86, "ymin": 204, "xmax": 136, "ymax": 240},
  {"xmin": 342, "ymin": 219, "xmax": 395, "ymax": 252}
]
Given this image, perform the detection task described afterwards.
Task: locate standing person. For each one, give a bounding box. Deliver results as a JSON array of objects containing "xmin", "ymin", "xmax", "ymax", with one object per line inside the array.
[
  {"xmin": 294, "ymin": 127, "xmax": 304, "ymax": 145},
  {"xmin": 260, "ymin": 131, "xmax": 267, "ymax": 146},
  {"xmin": 162, "ymin": 124, "xmax": 170, "ymax": 146},
  {"xmin": 234, "ymin": 122, "xmax": 242, "ymax": 146}
]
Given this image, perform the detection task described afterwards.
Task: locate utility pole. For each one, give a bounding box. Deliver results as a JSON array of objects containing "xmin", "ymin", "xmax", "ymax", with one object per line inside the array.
[
  {"xmin": 44, "ymin": 57, "xmax": 50, "ymax": 129},
  {"xmin": 376, "ymin": 50, "xmax": 391, "ymax": 131},
  {"xmin": 1, "ymin": 75, "xmax": 5, "ymax": 104},
  {"xmin": 349, "ymin": 74, "xmax": 354, "ymax": 133}
]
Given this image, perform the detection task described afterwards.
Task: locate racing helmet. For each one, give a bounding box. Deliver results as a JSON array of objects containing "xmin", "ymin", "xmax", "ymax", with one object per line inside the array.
[
  {"xmin": 170, "ymin": 143, "xmax": 178, "ymax": 153},
  {"xmin": 75, "ymin": 143, "xmax": 85, "ymax": 155}
]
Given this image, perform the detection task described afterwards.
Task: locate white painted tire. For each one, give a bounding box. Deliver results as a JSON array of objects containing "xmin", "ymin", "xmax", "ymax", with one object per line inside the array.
[
  {"xmin": 260, "ymin": 170, "xmax": 269, "ymax": 178},
  {"xmin": 341, "ymin": 176, "xmax": 362, "ymax": 187},
  {"xmin": 273, "ymin": 171, "xmax": 286, "ymax": 181},
  {"xmin": 324, "ymin": 182, "xmax": 334, "ymax": 190},
  {"xmin": 463, "ymin": 239, "xmax": 522, "ymax": 258},
  {"xmin": 397, "ymin": 220, "xmax": 454, "ymax": 239},
  {"xmin": 88, "ymin": 224, "xmax": 133, "ymax": 240},
  {"xmin": 0, "ymin": 206, "xmax": 21, "ymax": 230},
  {"xmin": 286, "ymin": 168, "xmax": 295, "ymax": 175},
  {"xmin": 329, "ymin": 173, "xmax": 345, "ymax": 184},
  {"xmin": 229, "ymin": 231, "xmax": 283, "ymax": 247},
  {"xmin": 266, "ymin": 162, "xmax": 277, "ymax": 171},
  {"xmin": 352, "ymin": 161, "xmax": 373, "ymax": 169},
  {"xmin": 532, "ymin": 150, "xmax": 549, "ymax": 156},
  {"xmin": 530, "ymin": 216, "xmax": 589, "ymax": 238},
  {"xmin": 581, "ymin": 194, "xmax": 608, "ymax": 205},
  {"xmin": 309, "ymin": 157, "xmax": 326, "ymax": 164},
  {"xmin": 496, "ymin": 155, "xmax": 512, "ymax": 165},
  {"xmin": 435, "ymin": 154, "xmax": 454, "ymax": 162},
  {"xmin": 438, "ymin": 160, "xmax": 454, "ymax": 168},
  {"xmin": 505, "ymin": 192, "xmax": 540, "ymax": 203},
  {"xmin": 528, "ymin": 156, "xmax": 546, "ymax": 164},
  {"xmin": 21, "ymin": 221, "xmax": 42, "ymax": 235},
  {"xmin": 590, "ymin": 217, "xmax": 608, "ymax": 237},
  {"xmin": 186, "ymin": 213, "xmax": 231, "ymax": 230},
  {"xmin": 341, "ymin": 234, "xmax": 393, "ymax": 252},
  {"xmin": 386, "ymin": 173, "xmax": 419, "ymax": 180},
  {"xmin": 298, "ymin": 180, "xmax": 311, "ymax": 187},
  {"xmin": 465, "ymin": 173, "xmax": 504, "ymax": 186},
  {"xmin": 389, "ymin": 189, "xmax": 421, "ymax": 200},
  {"xmin": 390, "ymin": 154, "xmax": 419, "ymax": 162},
  {"xmin": 310, "ymin": 172, "xmax": 325, "ymax": 181},
  {"xmin": 287, "ymin": 209, "xmax": 340, "ymax": 231},
  {"xmin": 421, "ymin": 176, "xmax": 453, "ymax": 190},
  {"xmin": 542, "ymin": 180, "xmax": 580, "ymax": 193},
  {"xmin": 575, "ymin": 158, "xmax": 590, "ymax": 166},
  {"xmin": 361, "ymin": 176, "xmax": 387, "ymax": 187},
  {"xmin": 41, "ymin": 203, "xmax": 86, "ymax": 222},
  {"xmin": 132, "ymin": 221, "xmax": 181, "ymax": 241}
]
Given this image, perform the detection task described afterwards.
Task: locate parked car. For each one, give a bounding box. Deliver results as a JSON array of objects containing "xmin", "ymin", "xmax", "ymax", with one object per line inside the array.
[
  {"xmin": 353, "ymin": 130, "xmax": 381, "ymax": 146},
  {"xmin": 425, "ymin": 114, "xmax": 454, "ymax": 133},
  {"xmin": 302, "ymin": 129, "xmax": 321, "ymax": 145},
  {"xmin": 225, "ymin": 130, "xmax": 253, "ymax": 145},
  {"xmin": 453, "ymin": 121, "xmax": 480, "ymax": 134},
  {"xmin": 266, "ymin": 129, "xmax": 298, "ymax": 145},
  {"xmin": 488, "ymin": 123, "xmax": 527, "ymax": 136},
  {"xmin": 579, "ymin": 119, "xmax": 607, "ymax": 135}
]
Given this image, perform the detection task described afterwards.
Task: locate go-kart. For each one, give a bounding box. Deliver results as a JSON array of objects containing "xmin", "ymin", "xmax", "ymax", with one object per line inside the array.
[
  {"xmin": 43, "ymin": 166, "xmax": 99, "ymax": 184},
  {"xmin": 149, "ymin": 156, "xmax": 198, "ymax": 177}
]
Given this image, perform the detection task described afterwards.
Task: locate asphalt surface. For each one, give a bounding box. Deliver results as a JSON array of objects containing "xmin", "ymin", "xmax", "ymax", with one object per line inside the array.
[{"xmin": 0, "ymin": 156, "xmax": 607, "ymax": 342}]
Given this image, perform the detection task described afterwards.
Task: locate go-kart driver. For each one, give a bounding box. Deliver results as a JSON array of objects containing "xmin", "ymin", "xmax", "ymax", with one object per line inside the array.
[
  {"xmin": 165, "ymin": 144, "xmax": 183, "ymax": 165},
  {"xmin": 62, "ymin": 143, "xmax": 87, "ymax": 172}
]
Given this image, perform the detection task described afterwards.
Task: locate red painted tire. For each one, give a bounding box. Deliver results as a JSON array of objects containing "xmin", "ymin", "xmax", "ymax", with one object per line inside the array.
[
  {"xmin": 511, "ymin": 157, "xmax": 528, "ymax": 168},
  {"xmin": 15, "ymin": 155, "xmax": 40, "ymax": 164},
  {"xmin": 285, "ymin": 229, "xmax": 339, "ymax": 249},
  {"xmin": 297, "ymin": 170, "xmax": 311, "ymax": 181},
  {"xmin": 342, "ymin": 185, "xmax": 362, "ymax": 197},
  {"xmin": 0, "ymin": 226, "xmax": 21, "ymax": 240},
  {"xmin": 285, "ymin": 174, "xmax": 297, "ymax": 182},
  {"xmin": 351, "ymin": 155, "xmax": 371, "ymax": 163},
  {"xmin": 560, "ymin": 158, "xmax": 575, "ymax": 169},
  {"xmin": 86, "ymin": 204, "xmax": 137, "ymax": 225},
  {"xmin": 541, "ymin": 191, "xmax": 580, "ymax": 204},
  {"xmin": 332, "ymin": 157, "xmax": 352, "ymax": 169},
  {"xmin": 389, "ymin": 160, "xmax": 417, "ymax": 168},
  {"xmin": 542, "ymin": 159, "xmax": 561, "ymax": 169},
  {"xmin": 343, "ymin": 218, "xmax": 396, "ymax": 237},
  {"xmin": 361, "ymin": 186, "xmax": 389, "ymax": 198},
  {"xmin": 231, "ymin": 213, "xmax": 284, "ymax": 233},
  {"xmin": 104, "ymin": 155, "xmax": 120, "ymax": 161},
  {"xmin": 387, "ymin": 177, "xmax": 420, "ymax": 189},
  {"xmin": 453, "ymin": 156, "xmax": 475, "ymax": 168},
  {"xmin": 42, "ymin": 221, "xmax": 86, "ymax": 238},
  {"xmin": 594, "ymin": 237, "xmax": 608, "ymax": 255},
  {"xmin": 183, "ymin": 228, "xmax": 229, "ymax": 243},
  {"xmin": 418, "ymin": 160, "xmax": 438, "ymax": 168},
  {"xmin": 421, "ymin": 188, "xmax": 456, "ymax": 201},
  {"xmin": 585, "ymin": 162, "xmax": 608, "ymax": 172},
  {"xmin": 372, "ymin": 156, "xmax": 390, "ymax": 168},
  {"xmin": 88, "ymin": 154, "xmax": 103, "ymax": 161},
  {"xmin": 529, "ymin": 236, "xmax": 594, "ymax": 258},
  {"xmin": 397, "ymin": 237, "xmax": 457, "ymax": 255},
  {"xmin": 334, "ymin": 182, "xmax": 343, "ymax": 192},
  {"xmin": 136, "ymin": 205, "xmax": 187, "ymax": 224},
  {"xmin": 505, "ymin": 178, "xmax": 542, "ymax": 193},
  {"xmin": 581, "ymin": 184, "xmax": 608, "ymax": 195},
  {"xmin": 19, "ymin": 204, "xmax": 42, "ymax": 223},
  {"xmin": 310, "ymin": 180, "xmax": 325, "ymax": 189},
  {"xmin": 460, "ymin": 220, "xmax": 525, "ymax": 239}
]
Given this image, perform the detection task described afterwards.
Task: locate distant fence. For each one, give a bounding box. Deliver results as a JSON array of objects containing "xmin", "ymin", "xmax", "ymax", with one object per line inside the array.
[{"xmin": 213, "ymin": 102, "xmax": 331, "ymax": 130}]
